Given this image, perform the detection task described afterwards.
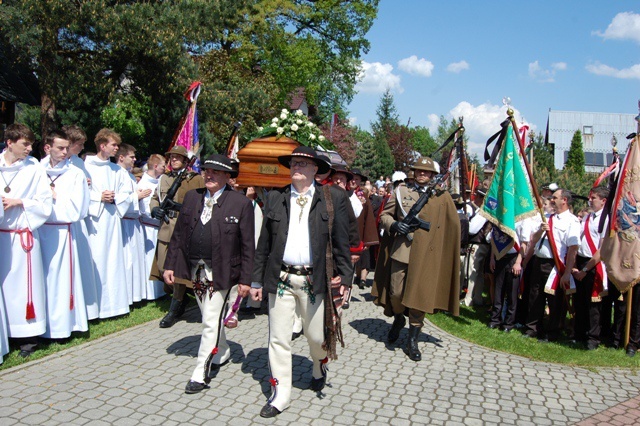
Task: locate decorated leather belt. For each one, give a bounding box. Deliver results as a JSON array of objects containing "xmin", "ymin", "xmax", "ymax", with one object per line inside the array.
[{"xmin": 281, "ymin": 264, "xmax": 313, "ymax": 276}]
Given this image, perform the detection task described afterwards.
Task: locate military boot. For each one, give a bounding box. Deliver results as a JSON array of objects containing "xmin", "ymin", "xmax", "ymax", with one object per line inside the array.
[
  {"xmin": 159, "ymin": 298, "xmax": 182, "ymax": 328},
  {"xmin": 387, "ymin": 314, "xmax": 406, "ymax": 343},
  {"xmin": 406, "ymin": 325, "xmax": 422, "ymax": 361}
]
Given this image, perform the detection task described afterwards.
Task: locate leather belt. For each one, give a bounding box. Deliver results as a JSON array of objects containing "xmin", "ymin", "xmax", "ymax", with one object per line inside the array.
[
  {"xmin": 167, "ymin": 210, "xmax": 178, "ymax": 219},
  {"xmin": 281, "ymin": 264, "xmax": 313, "ymax": 276}
]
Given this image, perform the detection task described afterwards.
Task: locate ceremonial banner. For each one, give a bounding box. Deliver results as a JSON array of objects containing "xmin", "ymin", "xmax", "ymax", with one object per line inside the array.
[
  {"xmin": 168, "ymin": 81, "xmax": 201, "ymax": 171},
  {"xmin": 480, "ymin": 124, "xmax": 537, "ymax": 259},
  {"xmin": 600, "ymin": 136, "xmax": 640, "ymax": 293}
]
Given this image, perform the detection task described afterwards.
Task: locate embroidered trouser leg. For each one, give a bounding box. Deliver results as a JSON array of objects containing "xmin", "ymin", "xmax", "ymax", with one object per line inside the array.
[
  {"xmin": 464, "ymin": 244, "xmax": 488, "ymax": 306},
  {"xmin": 267, "ymin": 272, "xmax": 326, "ymax": 412},
  {"xmin": 190, "ymin": 288, "xmax": 230, "ymax": 383}
]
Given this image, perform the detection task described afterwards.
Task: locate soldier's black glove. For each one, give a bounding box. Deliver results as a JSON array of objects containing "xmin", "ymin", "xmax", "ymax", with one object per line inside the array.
[
  {"xmin": 151, "ymin": 207, "xmax": 166, "ymax": 221},
  {"xmin": 391, "ymin": 221, "xmax": 412, "ymax": 236}
]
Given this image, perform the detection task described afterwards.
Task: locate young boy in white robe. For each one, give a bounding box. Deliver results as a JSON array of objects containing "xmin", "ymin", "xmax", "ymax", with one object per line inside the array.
[
  {"xmin": 0, "ymin": 123, "xmax": 53, "ymax": 357},
  {"xmin": 116, "ymin": 144, "xmax": 150, "ymax": 304},
  {"xmin": 63, "ymin": 125, "xmax": 100, "ymax": 319},
  {"xmin": 137, "ymin": 154, "xmax": 166, "ymax": 300},
  {"xmin": 0, "ymin": 199, "xmax": 8, "ymax": 363},
  {"xmin": 84, "ymin": 129, "xmax": 132, "ymax": 319},
  {"xmin": 39, "ymin": 130, "xmax": 90, "ymax": 339}
]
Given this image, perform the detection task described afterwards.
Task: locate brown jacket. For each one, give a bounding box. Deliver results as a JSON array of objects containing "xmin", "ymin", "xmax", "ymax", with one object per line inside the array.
[{"xmin": 372, "ymin": 185, "xmax": 460, "ymax": 316}]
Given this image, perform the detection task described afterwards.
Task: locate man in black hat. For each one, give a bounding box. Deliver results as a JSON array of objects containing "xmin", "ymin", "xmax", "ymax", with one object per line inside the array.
[
  {"xmin": 163, "ymin": 154, "xmax": 255, "ymax": 394},
  {"xmin": 251, "ymin": 146, "xmax": 352, "ymax": 418},
  {"xmin": 150, "ymin": 145, "xmax": 204, "ymax": 328}
]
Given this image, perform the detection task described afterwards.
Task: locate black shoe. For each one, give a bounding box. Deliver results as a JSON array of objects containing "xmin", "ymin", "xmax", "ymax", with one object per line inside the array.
[
  {"xmin": 586, "ymin": 341, "xmax": 599, "ymax": 351},
  {"xmin": 502, "ymin": 327, "xmax": 513, "ymax": 333},
  {"xmin": 159, "ymin": 298, "xmax": 182, "ymax": 328},
  {"xmin": 627, "ymin": 348, "xmax": 636, "ymax": 357},
  {"xmin": 185, "ymin": 380, "xmax": 208, "ymax": 394},
  {"xmin": 292, "ymin": 330, "xmax": 303, "ymax": 341},
  {"xmin": 488, "ymin": 323, "xmax": 500, "ymax": 329},
  {"xmin": 387, "ymin": 314, "xmax": 406, "ymax": 343},
  {"xmin": 260, "ymin": 404, "xmax": 281, "ymax": 418},
  {"xmin": 310, "ymin": 376, "xmax": 326, "ymax": 392},
  {"xmin": 176, "ymin": 298, "xmax": 188, "ymax": 318},
  {"xmin": 343, "ymin": 301, "xmax": 350, "ymax": 310},
  {"xmin": 18, "ymin": 349, "xmax": 33, "ymax": 358},
  {"xmin": 406, "ymin": 325, "xmax": 422, "ymax": 362}
]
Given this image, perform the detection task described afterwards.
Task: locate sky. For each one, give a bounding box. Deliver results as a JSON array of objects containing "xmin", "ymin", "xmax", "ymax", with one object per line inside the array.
[{"xmin": 347, "ymin": 1, "xmax": 640, "ymax": 158}]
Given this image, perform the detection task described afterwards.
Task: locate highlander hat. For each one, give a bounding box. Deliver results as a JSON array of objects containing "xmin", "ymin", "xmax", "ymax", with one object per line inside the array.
[
  {"xmin": 202, "ymin": 154, "xmax": 238, "ymax": 178},
  {"xmin": 411, "ymin": 156, "xmax": 440, "ymax": 174},
  {"xmin": 278, "ymin": 146, "xmax": 331, "ymax": 175},
  {"xmin": 165, "ymin": 145, "xmax": 189, "ymax": 159},
  {"xmin": 329, "ymin": 163, "xmax": 354, "ymax": 181},
  {"xmin": 350, "ymin": 168, "xmax": 368, "ymax": 182}
]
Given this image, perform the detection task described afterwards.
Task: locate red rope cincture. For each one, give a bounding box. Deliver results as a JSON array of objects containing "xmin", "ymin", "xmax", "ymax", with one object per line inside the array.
[{"xmin": 1, "ymin": 228, "xmax": 36, "ymax": 319}]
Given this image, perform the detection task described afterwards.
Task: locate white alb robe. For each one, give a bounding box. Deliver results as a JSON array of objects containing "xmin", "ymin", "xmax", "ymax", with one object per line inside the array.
[
  {"xmin": 0, "ymin": 205, "xmax": 8, "ymax": 362},
  {"xmin": 0, "ymin": 154, "xmax": 52, "ymax": 337},
  {"xmin": 137, "ymin": 172, "xmax": 164, "ymax": 300},
  {"xmin": 120, "ymin": 168, "xmax": 147, "ymax": 304},
  {"xmin": 84, "ymin": 156, "xmax": 132, "ymax": 318},
  {"xmin": 39, "ymin": 157, "xmax": 90, "ymax": 338},
  {"xmin": 69, "ymin": 154, "xmax": 99, "ymax": 319}
]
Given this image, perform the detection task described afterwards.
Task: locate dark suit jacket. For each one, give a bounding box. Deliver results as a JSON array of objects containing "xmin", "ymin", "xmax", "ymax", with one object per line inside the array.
[
  {"xmin": 164, "ymin": 186, "xmax": 255, "ymax": 290},
  {"xmin": 252, "ymin": 183, "xmax": 353, "ymax": 295}
]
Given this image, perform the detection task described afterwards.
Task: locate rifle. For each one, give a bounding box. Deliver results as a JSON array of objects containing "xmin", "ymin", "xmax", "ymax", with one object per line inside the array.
[
  {"xmin": 400, "ymin": 159, "xmax": 460, "ymax": 242},
  {"xmin": 151, "ymin": 145, "xmax": 203, "ymax": 224}
]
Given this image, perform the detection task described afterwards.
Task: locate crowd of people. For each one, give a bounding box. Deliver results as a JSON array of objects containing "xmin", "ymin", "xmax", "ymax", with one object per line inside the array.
[{"xmin": 2, "ymin": 120, "xmax": 635, "ymax": 418}]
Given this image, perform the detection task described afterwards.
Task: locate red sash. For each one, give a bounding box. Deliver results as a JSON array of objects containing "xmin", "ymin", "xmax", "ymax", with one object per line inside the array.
[
  {"xmin": 583, "ymin": 215, "xmax": 606, "ymax": 301},
  {"xmin": 0, "ymin": 228, "xmax": 36, "ymax": 319},
  {"xmin": 544, "ymin": 216, "xmax": 569, "ymax": 294}
]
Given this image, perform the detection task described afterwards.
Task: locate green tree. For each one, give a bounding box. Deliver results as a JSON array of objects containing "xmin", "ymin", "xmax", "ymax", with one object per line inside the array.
[
  {"xmin": 530, "ymin": 131, "xmax": 557, "ymax": 186},
  {"xmin": 411, "ymin": 126, "xmax": 437, "ymax": 156},
  {"xmin": 370, "ymin": 89, "xmax": 397, "ymax": 176},
  {"xmin": 565, "ymin": 130, "xmax": 585, "ymax": 177},
  {"xmin": 352, "ymin": 128, "xmax": 377, "ymax": 179}
]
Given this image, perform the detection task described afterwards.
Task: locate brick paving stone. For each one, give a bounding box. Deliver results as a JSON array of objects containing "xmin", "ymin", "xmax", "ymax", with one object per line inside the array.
[{"xmin": 1, "ymin": 285, "xmax": 640, "ymax": 425}]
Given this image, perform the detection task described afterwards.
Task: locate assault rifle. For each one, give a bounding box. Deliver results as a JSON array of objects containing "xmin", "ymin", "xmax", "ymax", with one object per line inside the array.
[
  {"xmin": 151, "ymin": 145, "xmax": 202, "ymax": 224},
  {"xmin": 400, "ymin": 159, "xmax": 459, "ymax": 242}
]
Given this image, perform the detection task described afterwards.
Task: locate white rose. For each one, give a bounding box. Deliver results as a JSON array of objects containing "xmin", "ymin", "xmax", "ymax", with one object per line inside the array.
[
  {"xmin": 258, "ymin": 126, "xmax": 263, "ymax": 132},
  {"xmin": 295, "ymin": 110, "xmax": 303, "ymax": 116},
  {"xmin": 270, "ymin": 122, "xmax": 277, "ymax": 128},
  {"xmin": 280, "ymin": 113, "xmax": 287, "ymax": 120},
  {"xmin": 277, "ymin": 127, "xmax": 284, "ymax": 134},
  {"xmin": 309, "ymin": 134, "xmax": 316, "ymax": 140},
  {"xmin": 291, "ymin": 124, "xmax": 299, "ymax": 131},
  {"xmin": 307, "ymin": 122, "xmax": 314, "ymax": 127},
  {"xmin": 318, "ymin": 135, "xmax": 325, "ymax": 141},
  {"xmin": 281, "ymin": 108, "xmax": 288, "ymax": 114},
  {"xmin": 296, "ymin": 119, "xmax": 303, "ymax": 125},
  {"xmin": 272, "ymin": 117, "xmax": 279, "ymax": 123}
]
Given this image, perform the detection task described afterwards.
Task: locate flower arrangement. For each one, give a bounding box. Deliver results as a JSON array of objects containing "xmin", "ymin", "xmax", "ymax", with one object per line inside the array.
[{"xmin": 255, "ymin": 109, "xmax": 326, "ymax": 148}]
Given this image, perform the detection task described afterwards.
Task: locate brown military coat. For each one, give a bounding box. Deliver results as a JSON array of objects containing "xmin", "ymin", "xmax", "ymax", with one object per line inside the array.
[
  {"xmin": 149, "ymin": 171, "xmax": 204, "ymax": 286},
  {"xmin": 372, "ymin": 184, "xmax": 460, "ymax": 316}
]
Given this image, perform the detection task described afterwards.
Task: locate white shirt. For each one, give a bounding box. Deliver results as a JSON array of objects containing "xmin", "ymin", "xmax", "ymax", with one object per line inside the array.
[
  {"xmin": 578, "ymin": 209, "xmax": 607, "ymax": 258},
  {"xmin": 534, "ymin": 209, "xmax": 581, "ymax": 259},
  {"xmin": 282, "ymin": 184, "xmax": 315, "ymax": 266}
]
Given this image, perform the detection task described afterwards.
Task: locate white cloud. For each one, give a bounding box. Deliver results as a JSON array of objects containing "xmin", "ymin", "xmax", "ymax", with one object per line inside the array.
[
  {"xmin": 447, "ymin": 101, "xmax": 533, "ymax": 159},
  {"xmin": 593, "ymin": 12, "xmax": 640, "ymax": 44},
  {"xmin": 585, "ymin": 62, "xmax": 640, "ymax": 79},
  {"xmin": 426, "ymin": 114, "xmax": 440, "ymax": 135},
  {"xmin": 348, "ymin": 117, "xmax": 358, "ymax": 126},
  {"xmin": 355, "ymin": 61, "xmax": 403, "ymax": 94},
  {"xmin": 528, "ymin": 60, "xmax": 567, "ymax": 83},
  {"xmin": 446, "ymin": 60, "xmax": 470, "ymax": 73},
  {"xmin": 397, "ymin": 55, "xmax": 434, "ymax": 77}
]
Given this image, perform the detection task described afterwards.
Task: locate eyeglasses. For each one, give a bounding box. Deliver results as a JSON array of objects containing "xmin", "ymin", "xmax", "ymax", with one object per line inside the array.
[{"xmin": 290, "ymin": 160, "xmax": 310, "ymax": 168}]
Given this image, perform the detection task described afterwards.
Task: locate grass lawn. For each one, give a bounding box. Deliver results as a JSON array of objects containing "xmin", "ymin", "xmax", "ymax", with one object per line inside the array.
[
  {"xmin": 0, "ymin": 296, "xmax": 175, "ymax": 372},
  {"xmin": 428, "ymin": 303, "xmax": 640, "ymax": 370}
]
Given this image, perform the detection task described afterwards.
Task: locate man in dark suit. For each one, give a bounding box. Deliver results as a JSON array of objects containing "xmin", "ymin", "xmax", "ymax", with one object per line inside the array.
[
  {"xmin": 251, "ymin": 146, "xmax": 353, "ymax": 418},
  {"xmin": 163, "ymin": 154, "xmax": 255, "ymax": 394}
]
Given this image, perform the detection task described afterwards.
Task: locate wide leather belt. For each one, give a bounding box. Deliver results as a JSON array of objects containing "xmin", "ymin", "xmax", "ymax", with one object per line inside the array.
[
  {"xmin": 281, "ymin": 264, "xmax": 313, "ymax": 276},
  {"xmin": 167, "ymin": 210, "xmax": 179, "ymax": 219}
]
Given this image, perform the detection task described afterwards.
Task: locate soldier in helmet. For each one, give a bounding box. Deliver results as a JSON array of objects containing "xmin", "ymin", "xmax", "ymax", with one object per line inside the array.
[{"xmin": 372, "ymin": 156, "xmax": 460, "ymax": 361}]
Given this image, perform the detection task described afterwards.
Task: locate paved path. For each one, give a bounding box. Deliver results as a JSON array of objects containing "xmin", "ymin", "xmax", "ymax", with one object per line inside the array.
[{"xmin": 1, "ymin": 286, "xmax": 639, "ymax": 425}]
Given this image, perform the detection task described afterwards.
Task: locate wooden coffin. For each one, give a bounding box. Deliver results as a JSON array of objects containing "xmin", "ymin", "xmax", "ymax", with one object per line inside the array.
[{"xmin": 235, "ymin": 135, "xmax": 300, "ymax": 188}]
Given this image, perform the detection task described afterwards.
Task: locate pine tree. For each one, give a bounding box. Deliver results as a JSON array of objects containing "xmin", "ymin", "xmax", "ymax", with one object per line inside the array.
[
  {"xmin": 370, "ymin": 89, "xmax": 399, "ymax": 176},
  {"xmin": 565, "ymin": 130, "xmax": 585, "ymax": 177},
  {"xmin": 352, "ymin": 128, "xmax": 378, "ymax": 179}
]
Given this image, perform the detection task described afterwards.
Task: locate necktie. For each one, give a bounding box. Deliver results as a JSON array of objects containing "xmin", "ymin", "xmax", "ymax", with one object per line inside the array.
[{"xmin": 201, "ymin": 198, "xmax": 214, "ymax": 225}]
